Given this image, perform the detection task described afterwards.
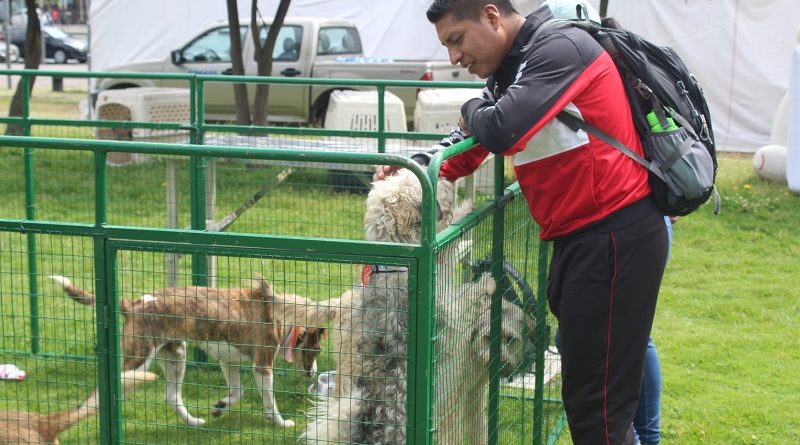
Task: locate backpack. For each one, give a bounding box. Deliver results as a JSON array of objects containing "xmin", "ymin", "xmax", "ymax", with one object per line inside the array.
[{"xmin": 532, "ymin": 16, "xmax": 720, "ymax": 216}]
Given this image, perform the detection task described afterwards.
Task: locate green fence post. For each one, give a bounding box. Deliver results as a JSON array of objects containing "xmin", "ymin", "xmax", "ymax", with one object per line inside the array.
[
  {"xmin": 94, "ymin": 239, "xmax": 123, "ymax": 445},
  {"xmin": 189, "ymin": 76, "xmax": 200, "ymax": 145},
  {"xmin": 377, "ymin": 85, "xmax": 386, "ymax": 154},
  {"xmin": 191, "ymin": 76, "xmax": 208, "ymax": 281},
  {"xmin": 408, "ymin": 167, "xmax": 437, "ymax": 445},
  {"xmin": 21, "ymin": 74, "xmax": 40, "ymax": 355},
  {"xmin": 408, "ymin": 258, "xmax": 433, "ymax": 445},
  {"xmin": 487, "ymin": 150, "xmax": 507, "ymax": 445},
  {"xmin": 191, "ymin": 77, "xmax": 209, "ymax": 287},
  {"xmin": 190, "ymin": 77, "xmax": 210, "ymax": 363}
]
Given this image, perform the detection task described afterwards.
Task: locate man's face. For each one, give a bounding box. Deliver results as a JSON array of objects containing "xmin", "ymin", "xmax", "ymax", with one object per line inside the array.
[{"xmin": 435, "ymin": 10, "xmax": 504, "ymax": 79}]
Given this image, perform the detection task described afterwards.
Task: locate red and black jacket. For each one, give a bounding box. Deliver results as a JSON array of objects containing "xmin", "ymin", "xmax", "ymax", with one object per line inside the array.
[{"xmin": 440, "ymin": 6, "xmax": 651, "ymax": 240}]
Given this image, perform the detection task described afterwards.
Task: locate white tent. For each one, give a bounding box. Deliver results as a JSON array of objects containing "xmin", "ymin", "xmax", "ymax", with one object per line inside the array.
[{"xmin": 90, "ymin": 0, "xmax": 800, "ymax": 152}]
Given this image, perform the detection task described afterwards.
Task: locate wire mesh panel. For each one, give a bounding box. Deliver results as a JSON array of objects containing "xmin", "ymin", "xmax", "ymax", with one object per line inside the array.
[
  {"xmin": 0, "ymin": 71, "xmax": 566, "ymax": 444},
  {"xmin": 496, "ymin": 193, "xmax": 564, "ymax": 445},
  {"xmin": 0, "ymin": 231, "xmax": 100, "ymax": 444},
  {"xmin": 431, "ymin": 185, "xmax": 564, "ymax": 445},
  {"xmin": 104, "ymin": 244, "xmax": 402, "ymax": 444},
  {"xmin": 0, "ymin": 147, "xmax": 26, "ymax": 220}
]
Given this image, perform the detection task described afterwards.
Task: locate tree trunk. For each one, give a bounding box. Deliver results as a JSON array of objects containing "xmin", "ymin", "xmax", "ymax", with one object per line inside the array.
[
  {"xmin": 599, "ymin": 0, "xmax": 609, "ymax": 18},
  {"xmin": 6, "ymin": 0, "xmax": 42, "ymax": 135},
  {"xmin": 251, "ymin": 0, "xmax": 291, "ymax": 126},
  {"xmin": 226, "ymin": 0, "xmax": 251, "ymax": 125}
]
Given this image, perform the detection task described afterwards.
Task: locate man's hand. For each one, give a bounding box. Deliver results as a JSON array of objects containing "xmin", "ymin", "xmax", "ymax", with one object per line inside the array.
[
  {"xmin": 373, "ymin": 127, "xmax": 471, "ymax": 182},
  {"xmin": 373, "ymin": 165, "xmax": 399, "ymax": 182}
]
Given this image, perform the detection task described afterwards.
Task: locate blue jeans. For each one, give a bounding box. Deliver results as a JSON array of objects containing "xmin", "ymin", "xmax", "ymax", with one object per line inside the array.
[
  {"xmin": 633, "ymin": 338, "xmax": 661, "ymax": 444},
  {"xmin": 633, "ymin": 217, "xmax": 671, "ymax": 445}
]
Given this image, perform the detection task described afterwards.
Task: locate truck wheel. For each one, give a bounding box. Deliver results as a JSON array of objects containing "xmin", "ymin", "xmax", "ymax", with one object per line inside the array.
[
  {"xmin": 311, "ymin": 89, "xmax": 354, "ymax": 128},
  {"xmin": 311, "ymin": 93, "xmax": 332, "ymax": 127}
]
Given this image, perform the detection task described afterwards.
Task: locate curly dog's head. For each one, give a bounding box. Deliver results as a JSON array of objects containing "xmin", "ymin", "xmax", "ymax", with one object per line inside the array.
[{"xmin": 364, "ymin": 169, "xmax": 468, "ymax": 243}]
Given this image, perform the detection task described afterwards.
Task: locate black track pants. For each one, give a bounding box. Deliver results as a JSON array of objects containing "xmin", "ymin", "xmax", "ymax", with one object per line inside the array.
[{"xmin": 547, "ymin": 205, "xmax": 668, "ymax": 445}]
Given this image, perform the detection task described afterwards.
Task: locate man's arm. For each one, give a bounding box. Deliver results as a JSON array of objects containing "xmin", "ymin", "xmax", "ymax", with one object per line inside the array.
[{"xmin": 461, "ymin": 32, "xmax": 600, "ymax": 155}]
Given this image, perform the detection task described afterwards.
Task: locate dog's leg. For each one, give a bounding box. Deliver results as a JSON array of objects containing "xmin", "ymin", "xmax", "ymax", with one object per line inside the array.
[
  {"xmin": 463, "ymin": 378, "xmax": 488, "ymax": 445},
  {"xmin": 159, "ymin": 341, "xmax": 206, "ymax": 427},
  {"xmin": 252, "ymin": 365, "xmax": 294, "ymax": 428},
  {"xmin": 211, "ymin": 362, "xmax": 243, "ymax": 417},
  {"xmin": 251, "ymin": 339, "xmax": 294, "ymax": 428}
]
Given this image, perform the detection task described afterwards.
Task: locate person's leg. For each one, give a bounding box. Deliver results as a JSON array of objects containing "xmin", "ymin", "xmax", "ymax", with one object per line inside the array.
[
  {"xmin": 548, "ymin": 214, "xmax": 667, "ymax": 445},
  {"xmin": 633, "ymin": 338, "xmax": 661, "ymax": 444}
]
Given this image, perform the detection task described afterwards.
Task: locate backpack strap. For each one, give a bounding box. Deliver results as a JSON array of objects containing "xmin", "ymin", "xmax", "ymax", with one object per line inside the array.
[
  {"xmin": 558, "ymin": 111, "xmax": 721, "ymax": 214},
  {"xmin": 556, "ymin": 110, "xmax": 668, "ymax": 182}
]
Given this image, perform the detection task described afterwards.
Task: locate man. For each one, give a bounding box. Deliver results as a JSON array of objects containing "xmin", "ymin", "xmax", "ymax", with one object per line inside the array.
[{"xmin": 385, "ymin": 1, "xmax": 669, "ymax": 444}]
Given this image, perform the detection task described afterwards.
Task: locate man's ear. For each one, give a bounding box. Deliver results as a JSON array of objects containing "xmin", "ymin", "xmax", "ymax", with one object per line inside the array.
[{"xmin": 483, "ymin": 4, "xmax": 501, "ymax": 28}]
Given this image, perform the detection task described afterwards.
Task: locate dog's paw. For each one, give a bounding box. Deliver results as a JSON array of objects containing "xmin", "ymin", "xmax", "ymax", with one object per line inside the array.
[
  {"xmin": 274, "ymin": 417, "xmax": 295, "ymax": 428},
  {"xmin": 478, "ymin": 272, "xmax": 496, "ymax": 295},
  {"xmin": 186, "ymin": 417, "xmax": 206, "ymax": 427},
  {"xmin": 211, "ymin": 402, "xmax": 227, "ymax": 417}
]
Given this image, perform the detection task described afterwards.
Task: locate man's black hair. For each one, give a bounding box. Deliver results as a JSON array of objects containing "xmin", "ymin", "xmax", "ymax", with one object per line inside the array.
[{"xmin": 426, "ymin": 0, "xmax": 518, "ymax": 24}]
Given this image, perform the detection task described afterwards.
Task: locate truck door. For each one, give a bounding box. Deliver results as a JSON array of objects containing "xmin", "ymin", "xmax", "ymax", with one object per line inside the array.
[
  {"xmin": 247, "ymin": 24, "xmax": 309, "ymax": 122},
  {"xmin": 167, "ymin": 25, "xmax": 248, "ymax": 117}
]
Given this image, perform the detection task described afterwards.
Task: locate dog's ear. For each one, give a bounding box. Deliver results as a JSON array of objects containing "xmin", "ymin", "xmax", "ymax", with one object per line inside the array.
[{"xmin": 250, "ymin": 275, "xmax": 275, "ymax": 300}]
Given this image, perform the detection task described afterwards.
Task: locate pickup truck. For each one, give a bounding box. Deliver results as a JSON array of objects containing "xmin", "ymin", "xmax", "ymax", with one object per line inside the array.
[{"xmin": 94, "ymin": 16, "xmax": 474, "ymax": 124}]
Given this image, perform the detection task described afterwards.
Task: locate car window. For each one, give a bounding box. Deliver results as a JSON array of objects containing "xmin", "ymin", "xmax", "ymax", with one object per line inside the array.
[
  {"xmin": 257, "ymin": 25, "xmax": 303, "ymax": 61},
  {"xmin": 182, "ymin": 26, "xmax": 247, "ymax": 63},
  {"xmin": 317, "ymin": 27, "xmax": 361, "ymax": 56}
]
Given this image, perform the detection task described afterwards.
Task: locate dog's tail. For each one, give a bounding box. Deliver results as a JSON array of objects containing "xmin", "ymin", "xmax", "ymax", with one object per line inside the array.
[
  {"xmin": 42, "ymin": 370, "xmax": 157, "ymax": 442},
  {"xmin": 49, "ymin": 275, "xmax": 98, "ymax": 306},
  {"xmin": 300, "ymin": 387, "xmax": 363, "ymax": 444}
]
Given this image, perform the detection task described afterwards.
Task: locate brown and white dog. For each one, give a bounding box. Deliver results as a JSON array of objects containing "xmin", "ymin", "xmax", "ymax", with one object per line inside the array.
[
  {"xmin": 49, "ymin": 275, "xmax": 326, "ymax": 428},
  {"xmin": 0, "ymin": 370, "xmax": 156, "ymax": 445}
]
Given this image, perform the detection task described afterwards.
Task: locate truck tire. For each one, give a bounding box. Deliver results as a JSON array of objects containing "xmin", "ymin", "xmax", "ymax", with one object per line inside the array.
[
  {"xmin": 311, "ymin": 91, "xmax": 334, "ymax": 127},
  {"xmin": 311, "ymin": 88, "xmax": 356, "ymax": 128}
]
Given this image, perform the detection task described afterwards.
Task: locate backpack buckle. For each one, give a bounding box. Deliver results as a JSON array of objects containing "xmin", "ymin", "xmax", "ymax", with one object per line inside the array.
[{"xmin": 634, "ymin": 79, "xmax": 652, "ymax": 99}]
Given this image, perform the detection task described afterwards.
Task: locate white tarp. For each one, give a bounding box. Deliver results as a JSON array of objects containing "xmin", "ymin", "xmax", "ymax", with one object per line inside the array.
[
  {"xmin": 89, "ymin": 0, "xmax": 450, "ymax": 69},
  {"xmin": 90, "ymin": 0, "xmax": 800, "ymax": 152},
  {"xmin": 787, "ymin": 41, "xmax": 800, "ymax": 193}
]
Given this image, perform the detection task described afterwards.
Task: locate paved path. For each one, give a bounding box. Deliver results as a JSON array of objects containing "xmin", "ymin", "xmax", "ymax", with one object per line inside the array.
[{"xmin": 0, "ymin": 61, "xmax": 89, "ymax": 91}]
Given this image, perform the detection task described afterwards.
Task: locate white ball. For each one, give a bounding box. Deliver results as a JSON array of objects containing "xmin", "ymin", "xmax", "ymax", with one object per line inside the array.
[{"xmin": 753, "ymin": 144, "xmax": 788, "ymax": 183}]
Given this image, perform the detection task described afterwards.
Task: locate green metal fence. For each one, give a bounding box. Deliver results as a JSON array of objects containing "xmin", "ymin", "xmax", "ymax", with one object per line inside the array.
[{"xmin": 0, "ymin": 70, "xmax": 564, "ymax": 444}]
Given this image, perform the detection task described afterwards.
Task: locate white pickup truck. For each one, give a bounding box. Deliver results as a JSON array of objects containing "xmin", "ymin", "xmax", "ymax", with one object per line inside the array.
[{"xmin": 94, "ymin": 16, "xmax": 474, "ymax": 124}]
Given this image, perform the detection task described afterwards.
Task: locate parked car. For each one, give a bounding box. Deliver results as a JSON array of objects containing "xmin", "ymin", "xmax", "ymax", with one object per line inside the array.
[
  {"xmin": 11, "ymin": 25, "xmax": 87, "ymax": 63},
  {"xmin": 95, "ymin": 16, "xmax": 473, "ymax": 124},
  {"xmin": 0, "ymin": 33, "xmax": 20, "ymax": 62}
]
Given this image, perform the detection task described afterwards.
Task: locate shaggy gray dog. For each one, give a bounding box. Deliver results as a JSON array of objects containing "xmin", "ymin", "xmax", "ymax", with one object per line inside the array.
[
  {"xmin": 352, "ymin": 169, "xmax": 464, "ymax": 444},
  {"xmin": 301, "ymin": 169, "xmax": 534, "ymax": 444}
]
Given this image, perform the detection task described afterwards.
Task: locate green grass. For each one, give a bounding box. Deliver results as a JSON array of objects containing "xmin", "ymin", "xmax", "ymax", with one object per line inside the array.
[{"xmin": 557, "ymin": 155, "xmax": 800, "ymax": 445}]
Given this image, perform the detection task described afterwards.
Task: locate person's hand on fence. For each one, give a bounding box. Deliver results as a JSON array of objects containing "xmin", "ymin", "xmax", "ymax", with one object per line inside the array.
[
  {"xmin": 373, "ymin": 164, "xmax": 400, "ymax": 181},
  {"xmin": 373, "ymin": 127, "xmax": 470, "ymax": 181}
]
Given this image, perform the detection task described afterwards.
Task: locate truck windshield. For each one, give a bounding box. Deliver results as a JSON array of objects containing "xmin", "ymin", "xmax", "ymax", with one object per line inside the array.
[
  {"xmin": 317, "ymin": 27, "xmax": 361, "ymax": 56},
  {"xmin": 258, "ymin": 25, "xmax": 303, "ymax": 61},
  {"xmin": 182, "ymin": 26, "xmax": 247, "ymax": 63}
]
